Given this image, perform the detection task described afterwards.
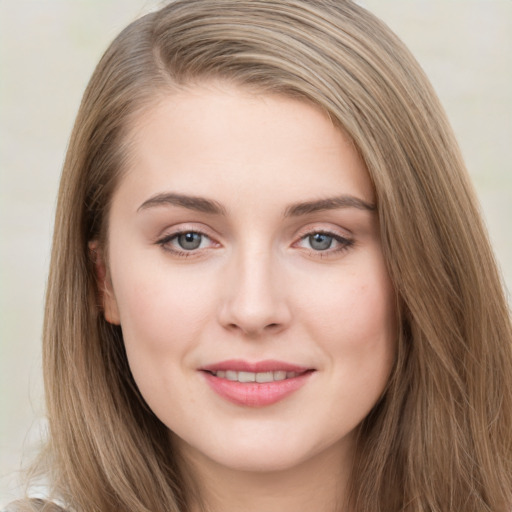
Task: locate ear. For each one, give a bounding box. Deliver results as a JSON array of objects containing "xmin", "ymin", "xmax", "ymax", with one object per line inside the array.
[{"xmin": 88, "ymin": 240, "xmax": 121, "ymax": 325}]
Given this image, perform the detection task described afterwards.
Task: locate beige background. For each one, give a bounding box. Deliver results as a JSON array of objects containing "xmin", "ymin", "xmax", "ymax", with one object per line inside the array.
[{"xmin": 1, "ymin": 0, "xmax": 511, "ymax": 505}]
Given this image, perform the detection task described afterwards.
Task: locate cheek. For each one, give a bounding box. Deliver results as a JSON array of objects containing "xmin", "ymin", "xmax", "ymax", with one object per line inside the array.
[
  {"xmin": 109, "ymin": 260, "xmax": 216, "ymax": 416},
  {"xmin": 110, "ymin": 253, "xmax": 216, "ymax": 358},
  {"xmin": 343, "ymin": 279, "xmax": 395, "ymax": 346},
  {"xmin": 310, "ymin": 268, "xmax": 394, "ymax": 337},
  {"xmin": 302, "ymin": 257, "xmax": 397, "ymax": 373},
  {"xmin": 314, "ymin": 267, "xmax": 397, "ymax": 426}
]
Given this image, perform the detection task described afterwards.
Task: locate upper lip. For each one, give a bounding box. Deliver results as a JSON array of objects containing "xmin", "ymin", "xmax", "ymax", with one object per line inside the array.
[{"xmin": 200, "ymin": 359, "xmax": 313, "ymax": 373}]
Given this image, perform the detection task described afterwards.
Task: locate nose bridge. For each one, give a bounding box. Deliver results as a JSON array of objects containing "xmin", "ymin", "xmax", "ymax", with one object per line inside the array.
[{"xmin": 218, "ymin": 239, "xmax": 290, "ymax": 336}]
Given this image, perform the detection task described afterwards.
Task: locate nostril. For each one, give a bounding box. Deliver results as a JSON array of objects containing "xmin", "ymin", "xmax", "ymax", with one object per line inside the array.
[{"xmin": 225, "ymin": 321, "xmax": 282, "ymax": 335}]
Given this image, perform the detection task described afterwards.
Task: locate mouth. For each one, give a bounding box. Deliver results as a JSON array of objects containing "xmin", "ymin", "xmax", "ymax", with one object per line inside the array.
[
  {"xmin": 200, "ymin": 360, "xmax": 315, "ymax": 407},
  {"xmin": 205, "ymin": 369, "xmax": 309, "ymax": 383}
]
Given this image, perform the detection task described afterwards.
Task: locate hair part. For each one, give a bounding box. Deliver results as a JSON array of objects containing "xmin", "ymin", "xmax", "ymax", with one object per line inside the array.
[{"xmin": 32, "ymin": 1, "xmax": 512, "ymax": 511}]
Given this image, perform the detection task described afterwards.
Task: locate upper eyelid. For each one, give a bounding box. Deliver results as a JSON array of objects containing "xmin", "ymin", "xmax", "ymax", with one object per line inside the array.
[
  {"xmin": 294, "ymin": 223, "xmax": 352, "ymax": 239},
  {"xmin": 295, "ymin": 231, "xmax": 352, "ymax": 246},
  {"xmin": 293, "ymin": 224, "xmax": 354, "ymax": 247},
  {"xmin": 155, "ymin": 223, "xmax": 217, "ymax": 241}
]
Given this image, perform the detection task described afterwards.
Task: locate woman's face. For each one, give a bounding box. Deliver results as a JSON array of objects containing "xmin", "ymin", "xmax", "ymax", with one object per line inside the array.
[{"xmin": 101, "ymin": 83, "xmax": 396, "ymax": 474}]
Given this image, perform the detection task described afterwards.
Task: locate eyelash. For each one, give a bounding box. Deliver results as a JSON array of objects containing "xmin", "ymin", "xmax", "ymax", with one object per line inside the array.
[
  {"xmin": 155, "ymin": 230, "xmax": 218, "ymax": 257},
  {"xmin": 294, "ymin": 230, "xmax": 354, "ymax": 256},
  {"xmin": 155, "ymin": 228, "xmax": 354, "ymax": 258}
]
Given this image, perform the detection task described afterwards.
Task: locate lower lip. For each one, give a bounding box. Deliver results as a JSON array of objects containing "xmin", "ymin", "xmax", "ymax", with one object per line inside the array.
[{"xmin": 202, "ymin": 371, "xmax": 314, "ymax": 407}]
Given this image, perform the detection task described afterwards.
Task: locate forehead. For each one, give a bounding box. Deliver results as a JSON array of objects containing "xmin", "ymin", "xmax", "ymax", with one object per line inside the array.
[{"xmin": 116, "ymin": 82, "xmax": 373, "ymax": 213}]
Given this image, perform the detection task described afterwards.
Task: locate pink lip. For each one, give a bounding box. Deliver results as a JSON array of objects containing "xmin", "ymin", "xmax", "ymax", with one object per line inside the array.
[
  {"xmin": 200, "ymin": 359, "xmax": 315, "ymax": 407},
  {"xmin": 201, "ymin": 359, "xmax": 310, "ymax": 373}
]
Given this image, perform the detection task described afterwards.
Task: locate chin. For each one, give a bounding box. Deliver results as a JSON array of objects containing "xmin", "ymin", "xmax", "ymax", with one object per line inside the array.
[
  {"xmin": 201, "ymin": 454, "xmax": 308, "ymax": 476},
  {"xmin": 214, "ymin": 448, "xmax": 309, "ymax": 474},
  {"xmin": 173, "ymin": 424, "xmax": 350, "ymax": 476}
]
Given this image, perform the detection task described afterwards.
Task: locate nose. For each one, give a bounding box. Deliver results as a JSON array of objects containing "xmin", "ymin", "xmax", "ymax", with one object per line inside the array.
[{"xmin": 217, "ymin": 247, "xmax": 291, "ymax": 337}]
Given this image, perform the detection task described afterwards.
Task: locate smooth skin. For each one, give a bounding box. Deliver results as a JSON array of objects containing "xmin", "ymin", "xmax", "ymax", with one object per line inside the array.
[{"xmin": 96, "ymin": 82, "xmax": 397, "ymax": 512}]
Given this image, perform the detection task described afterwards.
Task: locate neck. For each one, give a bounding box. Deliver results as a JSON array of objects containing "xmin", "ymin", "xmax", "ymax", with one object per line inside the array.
[{"xmin": 177, "ymin": 440, "xmax": 354, "ymax": 512}]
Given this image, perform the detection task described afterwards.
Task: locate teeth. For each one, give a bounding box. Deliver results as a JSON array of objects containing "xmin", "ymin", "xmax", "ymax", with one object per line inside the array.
[
  {"xmin": 213, "ymin": 370, "xmax": 299, "ymax": 382},
  {"xmin": 274, "ymin": 371, "xmax": 287, "ymax": 381},
  {"xmin": 238, "ymin": 371, "xmax": 256, "ymax": 383},
  {"xmin": 256, "ymin": 371, "xmax": 274, "ymax": 383},
  {"xmin": 226, "ymin": 370, "xmax": 237, "ymax": 381}
]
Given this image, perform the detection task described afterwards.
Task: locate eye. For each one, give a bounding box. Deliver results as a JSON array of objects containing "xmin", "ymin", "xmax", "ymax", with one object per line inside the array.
[
  {"xmin": 156, "ymin": 230, "xmax": 217, "ymax": 254},
  {"xmin": 295, "ymin": 230, "xmax": 354, "ymax": 254},
  {"xmin": 307, "ymin": 233, "xmax": 334, "ymax": 251},
  {"xmin": 176, "ymin": 232, "xmax": 204, "ymax": 250}
]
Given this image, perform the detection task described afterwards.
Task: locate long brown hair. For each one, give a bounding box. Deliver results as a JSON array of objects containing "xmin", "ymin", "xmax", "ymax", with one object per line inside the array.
[{"xmin": 21, "ymin": 1, "xmax": 512, "ymax": 510}]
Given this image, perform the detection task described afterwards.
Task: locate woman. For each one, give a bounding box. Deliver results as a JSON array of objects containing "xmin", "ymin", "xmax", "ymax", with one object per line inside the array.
[{"xmin": 7, "ymin": 0, "xmax": 512, "ymax": 511}]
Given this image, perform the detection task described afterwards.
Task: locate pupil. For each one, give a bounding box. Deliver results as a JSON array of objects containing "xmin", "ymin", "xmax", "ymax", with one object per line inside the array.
[
  {"xmin": 178, "ymin": 232, "xmax": 202, "ymax": 250},
  {"xmin": 309, "ymin": 233, "xmax": 332, "ymax": 251}
]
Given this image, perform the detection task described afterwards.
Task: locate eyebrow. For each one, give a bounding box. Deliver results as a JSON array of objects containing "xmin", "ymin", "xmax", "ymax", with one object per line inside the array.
[
  {"xmin": 284, "ymin": 195, "xmax": 376, "ymax": 217},
  {"xmin": 137, "ymin": 192, "xmax": 376, "ymax": 216},
  {"xmin": 137, "ymin": 192, "xmax": 227, "ymax": 215}
]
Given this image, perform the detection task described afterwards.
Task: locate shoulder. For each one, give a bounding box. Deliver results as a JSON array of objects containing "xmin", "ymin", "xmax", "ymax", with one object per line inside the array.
[{"xmin": 2, "ymin": 499, "xmax": 68, "ymax": 512}]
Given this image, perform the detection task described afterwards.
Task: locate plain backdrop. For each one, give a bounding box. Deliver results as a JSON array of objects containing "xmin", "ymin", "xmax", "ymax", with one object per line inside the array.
[{"xmin": 1, "ymin": 0, "xmax": 511, "ymax": 505}]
